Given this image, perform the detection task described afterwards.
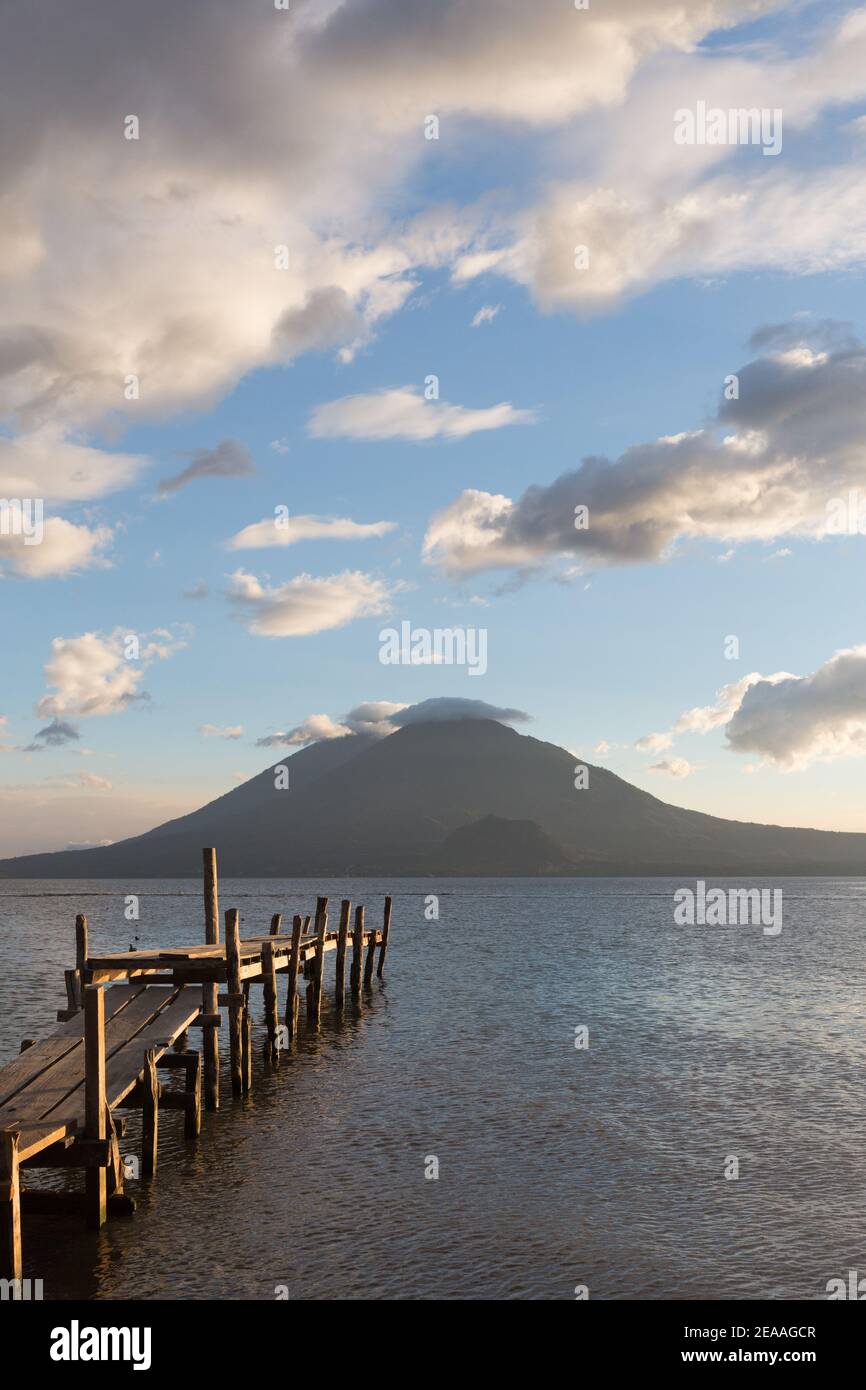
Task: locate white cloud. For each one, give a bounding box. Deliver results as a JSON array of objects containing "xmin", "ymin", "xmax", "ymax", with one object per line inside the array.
[
  {"xmin": 648, "ymin": 757, "xmax": 695, "ymax": 778},
  {"xmin": 226, "ymin": 568, "xmax": 396, "ymax": 637},
  {"xmin": 226, "ymin": 514, "xmax": 397, "ymax": 551},
  {"xmin": 635, "ymin": 731, "xmax": 673, "ymax": 753},
  {"xmin": 199, "ymin": 723, "xmax": 244, "ymax": 740},
  {"xmin": 0, "ymin": 517, "xmax": 112, "ymax": 579},
  {"xmin": 308, "ymin": 386, "xmax": 535, "ymax": 442},
  {"xmin": 725, "ymin": 646, "xmax": 866, "ymax": 769},
  {"xmin": 470, "ymin": 304, "xmax": 502, "ymax": 327},
  {"xmin": 36, "ymin": 628, "xmax": 185, "ymax": 719}
]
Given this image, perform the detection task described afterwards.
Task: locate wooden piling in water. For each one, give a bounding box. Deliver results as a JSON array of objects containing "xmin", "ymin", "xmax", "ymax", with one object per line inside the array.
[
  {"xmin": 335, "ymin": 899, "xmax": 351, "ymax": 1010},
  {"xmin": 141, "ymin": 1048, "xmax": 159, "ymax": 1179},
  {"xmin": 378, "ymin": 895, "xmax": 393, "ymax": 978},
  {"xmin": 84, "ymin": 985, "xmax": 107, "ymax": 1229},
  {"xmin": 363, "ymin": 921, "xmax": 377, "ymax": 987},
  {"xmin": 285, "ymin": 914, "xmax": 302, "ymax": 1041},
  {"xmin": 262, "ymin": 939, "xmax": 279, "ymax": 1063},
  {"xmin": 350, "ymin": 905, "xmax": 364, "ymax": 999},
  {"xmin": 202, "ymin": 848, "xmax": 220, "ymax": 1111},
  {"xmin": 269, "ymin": 913, "xmax": 282, "ymax": 935},
  {"xmin": 312, "ymin": 897, "xmax": 328, "ymax": 1029},
  {"xmin": 225, "ymin": 908, "xmax": 244, "ymax": 1097},
  {"xmin": 0, "ymin": 1130, "xmax": 21, "ymax": 1281}
]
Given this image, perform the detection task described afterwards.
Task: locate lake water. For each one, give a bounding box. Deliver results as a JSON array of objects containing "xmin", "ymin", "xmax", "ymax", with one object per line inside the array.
[{"xmin": 2, "ymin": 876, "xmax": 864, "ymax": 1301}]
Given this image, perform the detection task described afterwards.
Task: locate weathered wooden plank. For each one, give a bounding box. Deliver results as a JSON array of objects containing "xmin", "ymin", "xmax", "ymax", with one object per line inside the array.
[{"xmin": 0, "ymin": 986, "xmax": 169, "ymax": 1128}]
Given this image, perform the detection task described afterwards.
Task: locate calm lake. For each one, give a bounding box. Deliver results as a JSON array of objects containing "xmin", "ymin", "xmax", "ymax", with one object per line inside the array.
[{"xmin": 2, "ymin": 876, "xmax": 864, "ymax": 1300}]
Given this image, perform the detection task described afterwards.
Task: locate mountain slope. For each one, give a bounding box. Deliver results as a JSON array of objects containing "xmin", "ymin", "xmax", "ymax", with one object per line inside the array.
[{"xmin": 1, "ymin": 718, "xmax": 865, "ymax": 877}]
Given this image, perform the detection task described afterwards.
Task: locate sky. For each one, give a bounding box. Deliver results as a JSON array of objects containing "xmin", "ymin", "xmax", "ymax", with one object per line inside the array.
[{"xmin": 3, "ymin": 0, "xmax": 866, "ymax": 856}]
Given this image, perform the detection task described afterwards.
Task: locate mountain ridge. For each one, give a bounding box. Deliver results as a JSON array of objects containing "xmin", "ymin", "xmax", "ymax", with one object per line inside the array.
[{"xmin": 1, "ymin": 718, "xmax": 864, "ymax": 877}]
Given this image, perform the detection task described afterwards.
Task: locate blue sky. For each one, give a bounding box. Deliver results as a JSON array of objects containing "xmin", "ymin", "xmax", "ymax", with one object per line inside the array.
[{"xmin": 3, "ymin": 0, "xmax": 866, "ymax": 854}]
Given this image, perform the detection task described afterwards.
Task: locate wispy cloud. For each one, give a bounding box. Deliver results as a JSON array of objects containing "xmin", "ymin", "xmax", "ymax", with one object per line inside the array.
[{"xmin": 308, "ymin": 387, "xmax": 535, "ymax": 442}]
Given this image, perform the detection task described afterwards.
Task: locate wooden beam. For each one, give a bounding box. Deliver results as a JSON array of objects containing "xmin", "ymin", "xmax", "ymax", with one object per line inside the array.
[
  {"xmin": 269, "ymin": 913, "xmax": 283, "ymax": 936},
  {"xmin": 285, "ymin": 915, "xmax": 302, "ymax": 1042},
  {"xmin": 334, "ymin": 900, "xmax": 351, "ymax": 1010},
  {"xmin": 202, "ymin": 848, "xmax": 220, "ymax": 1111},
  {"xmin": 225, "ymin": 909, "xmax": 243, "ymax": 1097},
  {"xmin": 312, "ymin": 898, "xmax": 328, "ymax": 1030},
  {"xmin": 141, "ymin": 1048, "xmax": 158, "ymax": 1179},
  {"xmin": 363, "ymin": 925, "xmax": 378, "ymax": 988},
  {"xmin": 262, "ymin": 941, "xmax": 279, "ymax": 1064},
  {"xmin": 378, "ymin": 896, "xmax": 393, "ymax": 978},
  {"xmin": 84, "ymin": 985, "xmax": 107, "ymax": 1229},
  {"xmin": 0, "ymin": 1129, "xmax": 21, "ymax": 1281},
  {"xmin": 350, "ymin": 905, "xmax": 364, "ymax": 999}
]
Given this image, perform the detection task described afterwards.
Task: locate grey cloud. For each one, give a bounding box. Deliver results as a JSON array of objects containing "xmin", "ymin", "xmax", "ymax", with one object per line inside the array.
[
  {"xmin": 23, "ymin": 718, "xmax": 80, "ymax": 751},
  {"xmin": 391, "ymin": 698, "xmax": 529, "ymax": 727},
  {"xmin": 725, "ymin": 647, "xmax": 866, "ymax": 768},
  {"xmin": 273, "ymin": 287, "xmax": 362, "ymax": 358},
  {"xmin": 425, "ymin": 321, "xmax": 866, "ymax": 576},
  {"xmin": 158, "ymin": 439, "xmax": 254, "ymax": 495}
]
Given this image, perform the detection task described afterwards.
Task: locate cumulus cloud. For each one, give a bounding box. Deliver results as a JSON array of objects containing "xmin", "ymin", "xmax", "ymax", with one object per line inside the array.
[
  {"xmin": 308, "ymin": 387, "xmax": 535, "ymax": 442},
  {"xmin": 391, "ymin": 698, "xmax": 529, "ymax": 727},
  {"xmin": 724, "ymin": 646, "xmax": 866, "ymax": 769},
  {"xmin": 36, "ymin": 628, "xmax": 185, "ymax": 720},
  {"xmin": 158, "ymin": 439, "xmax": 254, "ymax": 495},
  {"xmin": 226, "ymin": 569, "xmax": 396, "ymax": 637},
  {"xmin": 648, "ymin": 757, "xmax": 696, "ymax": 778},
  {"xmin": 424, "ymin": 320, "xmax": 866, "ymax": 577},
  {"xmin": 0, "ymin": 517, "xmax": 113, "ymax": 578},
  {"xmin": 199, "ymin": 723, "xmax": 244, "ymax": 740},
  {"xmin": 256, "ymin": 714, "xmax": 353, "ymax": 748},
  {"xmin": 227, "ymin": 514, "xmax": 397, "ymax": 551}
]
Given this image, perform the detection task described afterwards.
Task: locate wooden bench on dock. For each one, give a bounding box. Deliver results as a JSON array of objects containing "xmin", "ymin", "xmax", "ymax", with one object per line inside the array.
[{"xmin": 0, "ymin": 847, "xmax": 394, "ymax": 1285}]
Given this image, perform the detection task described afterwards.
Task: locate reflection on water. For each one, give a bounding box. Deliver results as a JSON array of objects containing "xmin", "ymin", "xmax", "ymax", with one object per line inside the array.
[{"xmin": 2, "ymin": 876, "xmax": 864, "ymax": 1300}]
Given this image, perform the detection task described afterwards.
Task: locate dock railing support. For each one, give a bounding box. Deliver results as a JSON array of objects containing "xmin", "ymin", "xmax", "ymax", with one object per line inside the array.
[
  {"xmin": 262, "ymin": 940, "xmax": 279, "ymax": 1063},
  {"xmin": 312, "ymin": 897, "xmax": 328, "ymax": 1030},
  {"xmin": 350, "ymin": 905, "xmax": 364, "ymax": 999},
  {"xmin": 285, "ymin": 915, "xmax": 302, "ymax": 1041},
  {"xmin": 84, "ymin": 984, "xmax": 108, "ymax": 1229},
  {"xmin": 378, "ymin": 896, "xmax": 393, "ymax": 977},
  {"xmin": 225, "ymin": 908, "xmax": 244, "ymax": 1097},
  {"xmin": 0, "ymin": 1129, "xmax": 21, "ymax": 1281},
  {"xmin": 202, "ymin": 848, "xmax": 220, "ymax": 1111},
  {"xmin": 334, "ymin": 899, "xmax": 351, "ymax": 1010}
]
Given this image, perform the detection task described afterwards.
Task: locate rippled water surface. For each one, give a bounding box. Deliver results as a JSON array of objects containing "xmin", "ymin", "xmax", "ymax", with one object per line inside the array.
[{"xmin": 2, "ymin": 876, "xmax": 865, "ymax": 1300}]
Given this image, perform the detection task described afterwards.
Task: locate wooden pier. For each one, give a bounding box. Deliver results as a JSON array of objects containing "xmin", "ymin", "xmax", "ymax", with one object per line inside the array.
[{"xmin": 0, "ymin": 849, "xmax": 393, "ymax": 1282}]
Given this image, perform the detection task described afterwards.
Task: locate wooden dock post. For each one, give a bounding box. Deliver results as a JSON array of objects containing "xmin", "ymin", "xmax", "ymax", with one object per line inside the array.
[
  {"xmin": 242, "ymin": 1007, "xmax": 252, "ymax": 1093},
  {"xmin": 334, "ymin": 899, "xmax": 351, "ymax": 1010},
  {"xmin": 141, "ymin": 1048, "xmax": 159, "ymax": 1179},
  {"xmin": 84, "ymin": 984, "xmax": 107, "ymax": 1229},
  {"xmin": 202, "ymin": 848, "xmax": 220, "ymax": 1111},
  {"xmin": 350, "ymin": 905, "xmax": 364, "ymax": 999},
  {"xmin": 269, "ymin": 913, "xmax": 282, "ymax": 935},
  {"xmin": 312, "ymin": 897, "xmax": 328, "ymax": 1029},
  {"xmin": 0, "ymin": 1130, "xmax": 21, "ymax": 1282},
  {"xmin": 285, "ymin": 915, "xmax": 302, "ymax": 1041},
  {"xmin": 262, "ymin": 940, "xmax": 279, "ymax": 1063},
  {"xmin": 225, "ymin": 908, "xmax": 244, "ymax": 1097},
  {"xmin": 363, "ymin": 920, "xmax": 377, "ymax": 987},
  {"xmin": 378, "ymin": 896, "xmax": 393, "ymax": 977}
]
